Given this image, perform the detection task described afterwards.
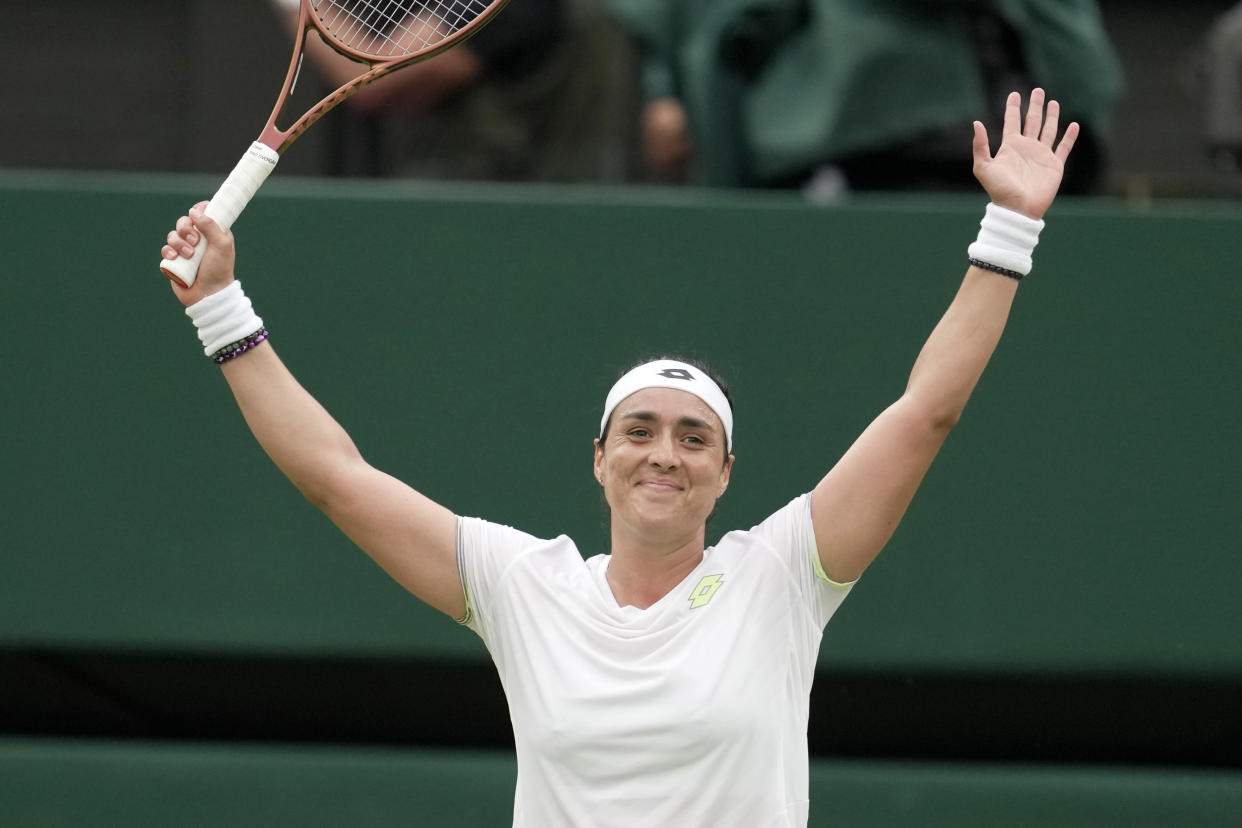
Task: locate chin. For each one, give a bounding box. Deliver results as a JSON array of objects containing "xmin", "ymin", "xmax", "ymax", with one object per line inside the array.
[{"xmin": 631, "ymin": 505, "xmax": 709, "ymax": 535}]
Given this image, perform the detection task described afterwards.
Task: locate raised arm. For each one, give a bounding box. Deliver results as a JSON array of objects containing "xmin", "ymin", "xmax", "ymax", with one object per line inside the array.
[
  {"xmin": 162, "ymin": 205, "xmax": 464, "ymax": 619},
  {"xmin": 810, "ymin": 89, "xmax": 1078, "ymax": 584}
]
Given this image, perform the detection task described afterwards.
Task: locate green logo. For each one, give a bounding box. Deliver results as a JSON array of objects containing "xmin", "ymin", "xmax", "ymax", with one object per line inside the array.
[{"xmin": 689, "ymin": 574, "xmax": 725, "ymax": 609}]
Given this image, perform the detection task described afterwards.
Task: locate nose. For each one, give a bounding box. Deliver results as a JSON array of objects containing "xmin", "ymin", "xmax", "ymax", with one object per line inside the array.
[{"xmin": 648, "ymin": 432, "xmax": 679, "ymax": 469}]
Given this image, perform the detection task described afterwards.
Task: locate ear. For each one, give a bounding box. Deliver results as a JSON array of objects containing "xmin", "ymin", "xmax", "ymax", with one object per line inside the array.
[
  {"xmin": 717, "ymin": 453, "xmax": 735, "ymax": 498},
  {"xmin": 593, "ymin": 438, "xmax": 604, "ymax": 485}
]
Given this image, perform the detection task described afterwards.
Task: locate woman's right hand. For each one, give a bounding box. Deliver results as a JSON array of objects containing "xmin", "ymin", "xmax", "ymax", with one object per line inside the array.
[{"xmin": 161, "ymin": 202, "xmax": 237, "ymax": 307}]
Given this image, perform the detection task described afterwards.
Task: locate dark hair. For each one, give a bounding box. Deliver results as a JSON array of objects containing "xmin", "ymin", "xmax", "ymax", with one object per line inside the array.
[{"xmin": 597, "ymin": 354, "xmax": 734, "ymax": 465}]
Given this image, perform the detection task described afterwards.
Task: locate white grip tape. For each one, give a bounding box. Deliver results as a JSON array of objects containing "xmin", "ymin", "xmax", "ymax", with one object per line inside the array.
[
  {"xmin": 966, "ymin": 203, "xmax": 1044, "ymax": 276},
  {"xmin": 160, "ymin": 142, "xmax": 281, "ymax": 288}
]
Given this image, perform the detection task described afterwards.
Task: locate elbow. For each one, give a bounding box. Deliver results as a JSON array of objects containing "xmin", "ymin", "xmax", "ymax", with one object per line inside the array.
[
  {"xmin": 300, "ymin": 459, "xmax": 362, "ymax": 515},
  {"xmin": 932, "ymin": 407, "xmax": 963, "ymax": 433},
  {"xmin": 900, "ymin": 390, "xmax": 964, "ymax": 436},
  {"xmin": 300, "ymin": 478, "xmax": 335, "ymax": 513},
  {"xmin": 283, "ymin": 443, "xmax": 368, "ymax": 515}
]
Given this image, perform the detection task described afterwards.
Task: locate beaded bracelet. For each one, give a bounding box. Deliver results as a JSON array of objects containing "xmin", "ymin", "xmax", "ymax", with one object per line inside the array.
[
  {"xmin": 185, "ymin": 281, "xmax": 264, "ymax": 357},
  {"xmin": 212, "ymin": 328, "xmax": 270, "ymax": 364},
  {"xmin": 968, "ymin": 257, "xmax": 1024, "ymax": 281}
]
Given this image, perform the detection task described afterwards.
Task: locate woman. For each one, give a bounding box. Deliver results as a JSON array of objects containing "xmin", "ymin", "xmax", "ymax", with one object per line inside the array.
[{"xmin": 161, "ymin": 89, "xmax": 1077, "ymax": 826}]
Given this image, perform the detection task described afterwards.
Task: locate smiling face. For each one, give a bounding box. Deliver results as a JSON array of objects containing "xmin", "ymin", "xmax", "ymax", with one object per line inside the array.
[{"xmin": 593, "ymin": 387, "xmax": 734, "ymax": 548}]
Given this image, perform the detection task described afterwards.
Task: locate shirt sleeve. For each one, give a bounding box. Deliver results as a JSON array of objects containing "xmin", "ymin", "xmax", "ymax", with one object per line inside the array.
[
  {"xmin": 746, "ymin": 492, "xmax": 855, "ymax": 629},
  {"xmin": 456, "ymin": 515, "xmax": 540, "ymax": 638}
]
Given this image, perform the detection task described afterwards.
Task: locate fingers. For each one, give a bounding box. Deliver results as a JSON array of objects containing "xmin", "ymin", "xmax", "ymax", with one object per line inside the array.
[
  {"xmin": 1023, "ymin": 88, "xmax": 1045, "ymax": 139},
  {"xmin": 1001, "ymin": 91, "xmax": 1021, "ymax": 137},
  {"xmin": 971, "ymin": 120, "xmax": 992, "ymax": 165},
  {"xmin": 1055, "ymin": 121, "xmax": 1081, "ymax": 163},
  {"xmin": 1004, "ymin": 88, "xmax": 1079, "ymax": 160},
  {"xmin": 162, "ymin": 214, "xmax": 199, "ymax": 260},
  {"xmin": 160, "ymin": 201, "xmax": 219, "ymax": 261},
  {"xmin": 1022, "ymin": 88, "xmax": 1079, "ymax": 161},
  {"xmin": 163, "ymin": 234, "xmax": 192, "ymax": 260},
  {"xmin": 1039, "ymin": 98, "xmax": 1060, "ymax": 146},
  {"xmin": 187, "ymin": 202, "xmax": 224, "ymax": 242}
]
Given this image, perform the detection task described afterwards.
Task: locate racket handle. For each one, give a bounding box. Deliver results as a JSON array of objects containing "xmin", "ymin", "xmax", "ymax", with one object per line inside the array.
[{"xmin": 161, "ymin": 142, "xmax": 281, "ymax": 288}]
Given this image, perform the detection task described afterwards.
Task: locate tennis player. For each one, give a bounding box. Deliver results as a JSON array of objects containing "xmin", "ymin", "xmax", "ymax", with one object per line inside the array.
[{"xmin": 161, "ymin": 88, "xmax": 1077, "ymax": 826}]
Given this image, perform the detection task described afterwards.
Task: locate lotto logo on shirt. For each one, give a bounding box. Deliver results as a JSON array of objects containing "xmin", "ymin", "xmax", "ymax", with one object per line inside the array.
[{"xmin": 688, "ymin": 574, "xmax": 724, "ymax": 609}]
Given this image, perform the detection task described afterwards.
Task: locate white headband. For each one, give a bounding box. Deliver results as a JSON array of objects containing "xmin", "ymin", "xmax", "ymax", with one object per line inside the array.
[{"xmin": 600, "ymin": 360, "xmax": 733, "ymax": 451}]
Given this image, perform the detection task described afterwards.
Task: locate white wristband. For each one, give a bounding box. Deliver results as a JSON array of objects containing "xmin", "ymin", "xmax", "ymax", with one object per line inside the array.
[
  {"xmin": 185, "ymin": 281, "xmax": 264, "ymax": 357},
  {"xmin": 967, "ymin": 203, "xmax": 1044, "ymax": 277}
]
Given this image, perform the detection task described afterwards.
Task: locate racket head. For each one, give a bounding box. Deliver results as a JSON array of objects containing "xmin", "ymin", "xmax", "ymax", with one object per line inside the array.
[
  {"xmin": 310, "ymin": 0, "xmax": 506, "ymax": 64},
  {"xmin": 160, "ymin": 0, "xmax": 508, "ymax": 288},
  {"xmin": 260, "ymin": 0, "xmax": 507, "ymax": 150}
]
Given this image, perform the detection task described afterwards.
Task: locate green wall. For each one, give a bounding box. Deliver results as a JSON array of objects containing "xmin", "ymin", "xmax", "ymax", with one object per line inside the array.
[
  {"xmin": 2, "ymin": 171, "xmax": 1240, "ymax": 826},
  {"xmin": 2, "ymin": 739, "xmax": 1238, "ymax": 828},
  {"xmin": 1, "ymin": 171, "xmax": 1239, "ymax": 675}
]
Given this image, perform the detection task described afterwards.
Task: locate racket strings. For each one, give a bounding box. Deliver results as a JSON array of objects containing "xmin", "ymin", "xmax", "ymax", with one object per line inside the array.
[{"xmin": 313, "ymin": 0, "xmax": 491, "ymax": 58}]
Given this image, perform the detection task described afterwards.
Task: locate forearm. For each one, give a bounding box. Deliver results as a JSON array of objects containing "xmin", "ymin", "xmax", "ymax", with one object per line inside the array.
[
  {"xmin": 809, "ymin": 89, "xmax": 1072, "ymax": 582},
  {"xmin": 904, "ymin": 267, "xmax": 1018, "ymax": 429},
  {"xmin": 164, "ymin": 207, "xmax": 466, "ymax": 617},
  {"xmin": 902, "ymin": 190, "xmax": 1046, "ymax": 428},
  {"xmin": 220, "ymin": 344, "xmax": 363, "ymax": 508}
]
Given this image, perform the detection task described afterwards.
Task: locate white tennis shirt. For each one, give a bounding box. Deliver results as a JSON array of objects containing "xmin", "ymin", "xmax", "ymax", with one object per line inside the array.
[{"xmin": 457, "ymin": 493, "xmax": 853, "ymax": 827}]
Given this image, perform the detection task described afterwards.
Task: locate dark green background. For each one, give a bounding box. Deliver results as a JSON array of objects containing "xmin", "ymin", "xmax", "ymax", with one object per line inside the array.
[
  {"xmin": 3, "ymin": 173, "xmax": 1237, "ymax": 673},
  {"xmin": 1, "ymin": 173, "xmax": 1238, "ymax": 823}
]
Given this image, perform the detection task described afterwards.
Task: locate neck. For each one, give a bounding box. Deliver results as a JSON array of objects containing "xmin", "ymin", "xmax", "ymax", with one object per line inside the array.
[{"xmin": 606, "ymin": 523, "xmax": 705, "ymax": 609}]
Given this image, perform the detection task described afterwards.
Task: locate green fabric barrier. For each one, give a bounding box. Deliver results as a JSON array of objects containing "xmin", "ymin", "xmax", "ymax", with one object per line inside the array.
[
  {"xmin": 1, "ymin": 739, "xmax": 1238, "ymax": 827},
  {"xmin": 1, "ymin": 172, "xmax": 1238, "ymax": 677}
]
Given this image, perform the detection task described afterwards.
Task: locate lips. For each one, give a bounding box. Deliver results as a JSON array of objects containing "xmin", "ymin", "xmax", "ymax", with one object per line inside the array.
[{"xmin": 639, "ymin": 478, "xmax": 682, "ymax": 491}]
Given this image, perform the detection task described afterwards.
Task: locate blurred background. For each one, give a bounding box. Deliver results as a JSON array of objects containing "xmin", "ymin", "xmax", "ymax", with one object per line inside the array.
[
  {"xmin": 7, "ymin": 0, "xmax": 1242, "ymax": 197},
  {"xmin": 1, "ymin": 1, "xmax": 1240, "ymax": 826}
]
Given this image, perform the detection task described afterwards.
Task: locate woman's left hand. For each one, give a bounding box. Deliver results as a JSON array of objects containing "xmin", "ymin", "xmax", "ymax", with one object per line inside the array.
[{"xmin": 972, "ymin": 88, "xmax": 1079, "ymax": 220}]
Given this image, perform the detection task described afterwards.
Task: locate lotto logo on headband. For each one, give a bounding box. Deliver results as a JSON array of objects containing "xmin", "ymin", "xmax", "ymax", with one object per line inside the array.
[{"xmin": 600, "ymin": 359, "xmax": 734, "ymax": 451}]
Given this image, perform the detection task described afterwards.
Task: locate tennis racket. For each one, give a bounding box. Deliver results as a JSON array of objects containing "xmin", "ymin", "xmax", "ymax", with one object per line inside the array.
[{"xmin": 161, "ymin": 0, "xmax": 507, "ymax": 287}]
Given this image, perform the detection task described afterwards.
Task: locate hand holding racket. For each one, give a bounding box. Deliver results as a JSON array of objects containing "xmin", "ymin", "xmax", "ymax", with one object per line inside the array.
[
  {"xmin": 162, "ymin": 203, "xmax": 237, "ymax": 307},
  {"xmin": 160, "ymin": 0, "xmax": 507, "ymax": 288}
]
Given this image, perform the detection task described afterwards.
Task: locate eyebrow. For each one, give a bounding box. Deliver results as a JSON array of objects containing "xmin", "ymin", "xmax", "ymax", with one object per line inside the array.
[{"xmin": 619, "ymin": 411, "xmax": 716, "ymax": 432}]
